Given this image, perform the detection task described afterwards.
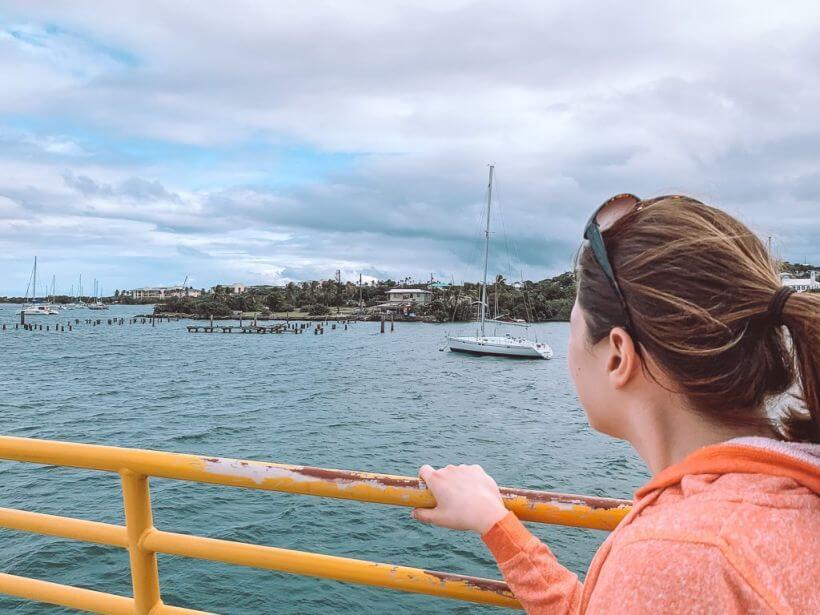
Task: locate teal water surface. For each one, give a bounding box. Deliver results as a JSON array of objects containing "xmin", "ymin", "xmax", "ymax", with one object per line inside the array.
[{"xmin": 0, "ymin": 305, "xmax": 648, "ymax": 613}]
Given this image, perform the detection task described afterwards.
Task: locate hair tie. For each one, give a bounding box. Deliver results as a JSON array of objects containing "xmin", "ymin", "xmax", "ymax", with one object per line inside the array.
[{"xmin": 767, "ymin": 286, "xmax": 794, "ymax": 326}]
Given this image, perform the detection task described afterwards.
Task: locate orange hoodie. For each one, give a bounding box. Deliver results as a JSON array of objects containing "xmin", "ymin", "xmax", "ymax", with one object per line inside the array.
[{"xmin": 481, "ymin": 438, "xmax": 820, "ymax": 614}]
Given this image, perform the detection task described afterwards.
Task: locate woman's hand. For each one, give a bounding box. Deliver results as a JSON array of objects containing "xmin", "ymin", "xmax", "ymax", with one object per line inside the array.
[{"xmin": 412, "ymin": 464, "xmax": 508, "ymax": 534}]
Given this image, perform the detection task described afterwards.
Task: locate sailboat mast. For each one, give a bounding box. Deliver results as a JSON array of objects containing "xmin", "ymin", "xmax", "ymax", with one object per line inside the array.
[
  {"xmin": 358, "ymin": 273, "xmax": 363, "ymax": 314},
  {"xmin": 480, "ymin": 165, "xmax": 494, "ymax": 336},
  {"xmin": 33, "ymin": 257, "xmax": 38, "ymax": 303}
]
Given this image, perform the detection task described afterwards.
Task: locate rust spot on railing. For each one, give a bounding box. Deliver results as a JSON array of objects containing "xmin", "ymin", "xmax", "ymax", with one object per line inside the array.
[
  {"xmin": 424, "ymin": 570, "xmax": 515, "ymax": 598},
  {"xmin": 500, "ymin": 486, "xmax": 630, "ymax": 511},
  {"xmin": 295, "ymin": 466, "xmax": 420, "ymax": 488}
]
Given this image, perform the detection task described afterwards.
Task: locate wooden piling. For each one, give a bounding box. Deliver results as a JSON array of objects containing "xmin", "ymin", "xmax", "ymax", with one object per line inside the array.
[{"xmin": 380, "ymin": 315, "xmax": 385, "ymax": 333}]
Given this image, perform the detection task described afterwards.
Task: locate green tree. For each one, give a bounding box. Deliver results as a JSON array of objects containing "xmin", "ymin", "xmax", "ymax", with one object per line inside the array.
[{"xmin": 265, "ymin": 290, "xmax": 283, "ymax": 311}]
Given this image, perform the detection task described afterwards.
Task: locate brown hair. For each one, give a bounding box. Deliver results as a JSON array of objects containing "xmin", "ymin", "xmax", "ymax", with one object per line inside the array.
[{"xmin": 576, "ymin": 197, "xmax": 820, "ymax": 443}]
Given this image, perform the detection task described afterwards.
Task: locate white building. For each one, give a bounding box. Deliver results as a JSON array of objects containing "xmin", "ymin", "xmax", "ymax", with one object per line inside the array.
[
  {"xmin": 126, "ymin": 286, "xmax": 201, "ymax": 300},
  {"xmin": 781, "ymin": 271, "xmax": 818, "ymax": 292},
  {"xmin": 210, "ymin": 282, "xmax": 247, "ymax": 294},
  {"xmin": 386, "ymin": 289, "xmax": 433, "ymax": 305}
]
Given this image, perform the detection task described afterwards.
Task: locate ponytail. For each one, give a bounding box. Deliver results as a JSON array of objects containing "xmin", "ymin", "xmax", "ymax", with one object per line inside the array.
[{"xmin": 780, "ymin": 292, "xmax": 820, "ymax": 442}]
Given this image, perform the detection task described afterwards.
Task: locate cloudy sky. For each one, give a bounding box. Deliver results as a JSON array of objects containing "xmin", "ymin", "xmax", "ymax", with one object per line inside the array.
[{"xmin": 1, "ymin": 1, "xmax": 818, "ymax": 295}]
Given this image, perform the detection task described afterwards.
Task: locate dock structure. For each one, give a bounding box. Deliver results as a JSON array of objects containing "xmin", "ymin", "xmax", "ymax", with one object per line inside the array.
[
  {"xmin": 186, "ymin": 324, "xmax": 302, "ymax": 334},
  {"xmin": 3, "ymin": 316, "xmax": 369, "ymax": 335}
]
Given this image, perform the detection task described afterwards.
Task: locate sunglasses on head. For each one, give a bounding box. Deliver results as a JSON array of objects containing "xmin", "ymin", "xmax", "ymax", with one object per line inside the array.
[{"xmin": 582, "ymin": 193, "xmax": 697, "ymax": 333}]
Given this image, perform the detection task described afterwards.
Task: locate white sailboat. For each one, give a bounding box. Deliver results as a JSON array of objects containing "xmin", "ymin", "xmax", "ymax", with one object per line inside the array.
[
  {"xmin": 88, "ymin": 279, "xmax": 109, "ymax": 310},
  {"xmin": 18, "ymin": 257, "xmax": 59, "ymax": 316},
  {"xmin": 446, "ymin": 166, "xmax": 553, "ymax": 359},
  {"xmin": 75, "ymin": 275, "xmax": 88, "ymax": 308}
]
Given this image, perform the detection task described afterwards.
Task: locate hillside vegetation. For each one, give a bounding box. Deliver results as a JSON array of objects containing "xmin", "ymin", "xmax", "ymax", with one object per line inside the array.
[{"xmin": 153, "ymin": 273, "xmax": 578, "ymax": 321}]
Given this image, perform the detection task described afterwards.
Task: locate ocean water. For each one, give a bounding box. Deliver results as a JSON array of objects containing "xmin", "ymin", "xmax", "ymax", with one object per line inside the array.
[{"xmin": 0, "ymin": 305, "xmax": 648, "ymax": 614}]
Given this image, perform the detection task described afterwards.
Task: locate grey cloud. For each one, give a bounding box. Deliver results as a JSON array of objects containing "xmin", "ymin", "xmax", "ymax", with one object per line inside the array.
[
  {"xmin": 118, "ymin": 177, "xmax": 183, "ymax": 204},
  {"xmin": 0, "ymin": 0, "xmax": 818, "ymax": 292},
  {"xmin": 63, "ymin": 172, "xmax": 183, "ymax": 204},
  {"xmin": 177, "ymin": 245, "xmax": 211, "ymax": 259},
  {"xmin": 62, "ymin": 172, "xmax": 108, "ymax": 196}
]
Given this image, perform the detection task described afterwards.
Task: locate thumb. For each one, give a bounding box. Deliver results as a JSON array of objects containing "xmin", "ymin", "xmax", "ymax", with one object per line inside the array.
[
  {"xmin": 418, "ymin": 464, "xmax": 436, "ymax": 486},
  {"xmin": 412, "ymin": 507, "xmax": 439, "ymax": 524}
]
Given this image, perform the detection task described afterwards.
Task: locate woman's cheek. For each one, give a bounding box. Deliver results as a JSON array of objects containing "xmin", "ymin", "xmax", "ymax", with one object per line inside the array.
[
  {"xmin": 569, "ymin": 303, "xmax": 607, "ymax": 432},
  {"xmin": 568, "ymin": 329, "xmax": 593, "ymax": 415},
  {"xmin": 569, "ymin": 337, "xmax": 606, "ymax": 432}
]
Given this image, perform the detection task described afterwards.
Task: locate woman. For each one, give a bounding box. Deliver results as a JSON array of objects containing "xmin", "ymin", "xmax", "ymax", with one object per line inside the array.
[{"xmin": 414, "ymin": 195, "xmax": 819, "ymax": 613}]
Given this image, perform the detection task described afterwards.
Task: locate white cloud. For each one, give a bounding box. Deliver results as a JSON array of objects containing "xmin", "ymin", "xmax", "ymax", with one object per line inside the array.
[{"xmin": 0, "ymin": 1, "xmax": 818, "ymax": 294}]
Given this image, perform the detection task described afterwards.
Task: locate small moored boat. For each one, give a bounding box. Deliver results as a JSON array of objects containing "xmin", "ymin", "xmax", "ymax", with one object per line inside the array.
[
  {"xmin": 446, "ymin": 165, "xmax": 553, "ymax": 360},
  {"xmin": 18, "ymin": 257, "xmax": 59, "ymax": 316},
  {"xmin": 447, "ymin": 334, "xmax": 553, "ymax": 359}
]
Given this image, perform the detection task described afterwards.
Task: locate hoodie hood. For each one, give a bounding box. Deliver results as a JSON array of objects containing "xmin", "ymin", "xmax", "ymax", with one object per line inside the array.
[{"xmin": 636, "ymin": 437, "xmax": 820, "ymax": 499}]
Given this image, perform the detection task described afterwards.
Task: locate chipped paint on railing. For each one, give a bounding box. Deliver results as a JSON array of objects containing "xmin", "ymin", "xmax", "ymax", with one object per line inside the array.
[
  {"xmin": 202, "ymin": 457, "xmax": 302, "ymax": 485},
  {"xmin": 199, "ymin": 454, "xmax": 631, "ymax": 530}
]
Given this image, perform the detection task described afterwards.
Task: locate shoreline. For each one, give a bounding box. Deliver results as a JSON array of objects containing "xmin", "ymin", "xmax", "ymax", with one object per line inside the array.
[{"xmin": 144, "ymin": 311, "xmax": 570, "ymax": 324}]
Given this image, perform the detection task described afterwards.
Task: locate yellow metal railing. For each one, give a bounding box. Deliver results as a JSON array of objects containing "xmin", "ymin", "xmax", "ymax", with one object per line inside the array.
[{"xmin": 0, "ymin": 436, "xmax": 632, "ymax": 613}]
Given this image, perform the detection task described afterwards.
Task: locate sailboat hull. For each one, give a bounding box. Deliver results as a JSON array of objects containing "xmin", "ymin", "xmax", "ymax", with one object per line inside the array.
[
  {"xmin": 18, "ymin": 305, "xmax": 59, "ymax": 316},
  {"xmin": 447, "ymin": 336, "xmax": 553, "ymax": 359}
]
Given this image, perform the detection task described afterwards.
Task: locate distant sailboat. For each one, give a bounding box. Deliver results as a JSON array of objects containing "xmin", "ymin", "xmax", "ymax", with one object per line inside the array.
[
  {"xmin": 88, "ymin": 279, "xmax": 109, "ymax": 310},
  {"xmin": 446, "ymin": 166, "xmax": 553, "ymax": 359},
  {"xmin": 19, "ymin": 257, "xmax": 59, "ymax": 316},
  {"xmin": 76, "ymin": 274, "xmax": 88, "ymax": 308}
]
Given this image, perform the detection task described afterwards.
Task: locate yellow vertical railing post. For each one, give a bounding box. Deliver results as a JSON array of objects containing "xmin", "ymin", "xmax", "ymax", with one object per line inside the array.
[{"xmin": 120, "ymin": 470, "xmax": 162, "ymax": 614}]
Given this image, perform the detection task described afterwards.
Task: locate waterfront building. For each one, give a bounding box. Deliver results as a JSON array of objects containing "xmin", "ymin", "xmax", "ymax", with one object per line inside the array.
[
  {"xmin": 126, "ymin": 286, "xmax": 201, "ymax": 300},
  {"xmin": 211, "ymin": 282, "xmax": 247, "ymax": 294},
  {"xmin": 781, "ymin": 271, "xmax": 819, "ymax": 292},
  {"xmin": 372, "ymin": 288, "xmax": 434, "ymax": 317},
  {"xmin": 385, "ymin": 288, "xmax": 433, "ymax": 305}
]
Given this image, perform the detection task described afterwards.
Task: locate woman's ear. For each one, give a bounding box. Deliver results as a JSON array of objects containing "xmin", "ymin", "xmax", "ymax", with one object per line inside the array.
[{"xmin": 606, "ymin": 327, "xmax": 640, "ymax": 389}]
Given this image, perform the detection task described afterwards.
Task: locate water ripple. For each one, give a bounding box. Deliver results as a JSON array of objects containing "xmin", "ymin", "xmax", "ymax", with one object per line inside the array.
[{"xmin": 0, "ymin": 306, "xmax": 647, "ymax": 614}]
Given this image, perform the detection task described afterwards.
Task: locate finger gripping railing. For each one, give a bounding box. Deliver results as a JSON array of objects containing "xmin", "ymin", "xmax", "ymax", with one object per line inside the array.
[{"xmin": 0, "ymin": 436, "xmax": 631, "ymax": 613}]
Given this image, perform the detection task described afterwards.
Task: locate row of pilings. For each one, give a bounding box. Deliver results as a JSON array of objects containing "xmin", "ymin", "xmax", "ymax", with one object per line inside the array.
[{"xmin": 4, "ymin": 312, "xmax": 397, "ymax": 334}]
